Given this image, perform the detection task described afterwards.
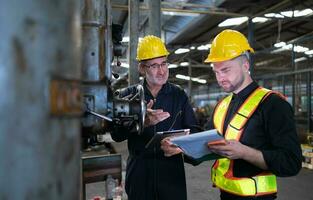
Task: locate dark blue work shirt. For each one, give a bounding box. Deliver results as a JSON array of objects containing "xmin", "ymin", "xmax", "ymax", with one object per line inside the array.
[{"xmin": 111, "ymin": 80, "xmax": 198, "ymax": 200}]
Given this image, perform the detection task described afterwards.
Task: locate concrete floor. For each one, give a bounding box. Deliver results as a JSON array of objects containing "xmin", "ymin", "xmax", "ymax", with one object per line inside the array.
[{"xmin": 86, "ymin": 141, "xmax": 313, "ymax": 200}]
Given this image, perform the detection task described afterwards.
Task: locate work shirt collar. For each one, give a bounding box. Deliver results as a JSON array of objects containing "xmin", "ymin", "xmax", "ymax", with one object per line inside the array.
[
  {"xmin": 233, "ymin": 81, "xmax": 259, "ymax": 100},
  {"xmin": 142, "ymin": 79, "xmax": 172, "ymax": 97}
]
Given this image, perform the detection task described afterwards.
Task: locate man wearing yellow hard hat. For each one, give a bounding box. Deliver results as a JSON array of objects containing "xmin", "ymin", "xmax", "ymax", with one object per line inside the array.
[
  {"xmin": 161, "ymin": 29, "xmax": 302, "ymax": 200},
  {"xmin": 111, "ymin": 35, "xmax": 198, "ymax": 200},
  {"xmin": 206, "ymin": 29, "xmax": 301, "ymax": 200}
]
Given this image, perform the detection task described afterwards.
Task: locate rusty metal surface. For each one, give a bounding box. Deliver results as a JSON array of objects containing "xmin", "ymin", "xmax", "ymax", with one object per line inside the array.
[
  {"xmin": 0, "ymin": 0, "xmax": 81, "ymax": 199},
  {"xmin": 50, "ymin": 79, "xmax": 82, "ymax": 116}
]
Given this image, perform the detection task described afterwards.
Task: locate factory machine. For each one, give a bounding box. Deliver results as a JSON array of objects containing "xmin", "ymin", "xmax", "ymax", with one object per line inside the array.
[{"xmin": 80, "ymin": 0, "xmax": 145, "ymax": 199}]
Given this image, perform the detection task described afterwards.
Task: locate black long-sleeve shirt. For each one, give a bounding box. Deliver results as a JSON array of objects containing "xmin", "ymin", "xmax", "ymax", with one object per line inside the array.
[
  {"xmin": 208, "ymin": 82, "xmax": 302, "ymax": 199},
  {"xmin": 210, "ymin": 82, "xmax": 302, "ymax": 177}
]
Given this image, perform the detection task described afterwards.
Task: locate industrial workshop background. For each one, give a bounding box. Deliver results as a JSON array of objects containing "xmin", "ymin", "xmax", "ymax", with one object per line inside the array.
[{"xmin": 0, "ymin": 0, "xmax": 313, "ymax": 200}]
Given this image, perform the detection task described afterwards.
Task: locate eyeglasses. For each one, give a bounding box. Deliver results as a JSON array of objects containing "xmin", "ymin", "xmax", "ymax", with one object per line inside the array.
[{"xmin": 144, "ymin": 62, "xmax": 168, "ymax": 70}]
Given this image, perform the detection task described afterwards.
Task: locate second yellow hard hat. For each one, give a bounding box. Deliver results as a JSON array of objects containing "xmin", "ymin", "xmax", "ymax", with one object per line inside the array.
[{"xmin": 205, "ymin": 29, "xmax": 254, "ymax": 63}]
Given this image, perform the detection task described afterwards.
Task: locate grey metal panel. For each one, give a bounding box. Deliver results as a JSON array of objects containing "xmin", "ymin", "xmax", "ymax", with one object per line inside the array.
[
  {"xmin": 82, "ymin": 26, "xmax": 104, "ymax": 81},
  {"xmin": 82, "ymin": 84, "xmax": 109, "ymax": 127},
  {"xmin": 0, "ymin": 0, "xmax": 81, "ymax": 199},
  {"xmin": 81, "ymin": 0, "xmax": 106, "ymax": 25}
]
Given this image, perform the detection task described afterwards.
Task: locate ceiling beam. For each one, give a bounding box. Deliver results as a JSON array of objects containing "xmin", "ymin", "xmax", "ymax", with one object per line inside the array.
[{"xmin": 112, "ymin": 3, "xmax": 246, "ymax": 17}]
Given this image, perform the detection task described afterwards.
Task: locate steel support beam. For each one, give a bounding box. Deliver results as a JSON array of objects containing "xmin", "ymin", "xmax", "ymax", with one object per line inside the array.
[
  {"xmin": 188, "ymin": 61, "xmax": 192, "ymax": 97},
  {"xmin": 248, "ymin": 18, "xmax": 255, "ymax": 77},
  {"xmin": 112, "ymin": 3, "xmax": 245, "ymax": 17},
  {"xmin": 307, "ymin": 72, "xmax": 312, "ymax": 132},
  {"xmin": 128, "ymin": 0, "xmax": 140, "ymax": 85},
  {"xmin": 148, "ymin": 0, "xmax": 161, "ymax": 37}
]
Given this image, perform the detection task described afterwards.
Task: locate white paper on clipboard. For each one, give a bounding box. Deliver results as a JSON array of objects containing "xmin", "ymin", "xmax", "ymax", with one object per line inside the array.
[{"xmin": 170, "ymin": 129, "xmax": 225, "ymax": 159}]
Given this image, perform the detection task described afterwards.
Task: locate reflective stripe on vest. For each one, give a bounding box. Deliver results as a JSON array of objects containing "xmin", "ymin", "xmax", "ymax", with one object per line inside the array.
[{"xmin": 211, "ymin": 87, "xmax": 277, "ymax": 196}]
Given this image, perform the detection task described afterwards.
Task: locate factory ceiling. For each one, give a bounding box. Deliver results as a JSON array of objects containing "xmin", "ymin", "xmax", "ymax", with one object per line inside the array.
[{"xmin": 110, "ymin": 0, "xmax": 313, "ymax": 89}]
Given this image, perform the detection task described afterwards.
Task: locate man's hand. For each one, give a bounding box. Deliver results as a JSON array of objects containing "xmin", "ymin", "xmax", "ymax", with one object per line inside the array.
[
  {"xmin": 144, "ymin": 99, "xmax": 170, "ymax": 127},
  {"xmin": 161, "ymin": 137, "xmax": 183, "ymax": 157},
  {"xmin": 208, "ymin": 140, "xmax": 245, "ymax": 159},
  {"xmin": 208, "ymin": 140, "xmax": 268, "ymax": 170}
]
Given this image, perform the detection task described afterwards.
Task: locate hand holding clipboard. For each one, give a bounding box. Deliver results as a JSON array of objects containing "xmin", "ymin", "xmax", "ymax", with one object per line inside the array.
[
  {"xmin": 145, "ymin": 129, "xmax": 190, "ymax": 149},
  {"xmin": 170, "ymin": 129, "xmax": 225, "ymax": 159}
]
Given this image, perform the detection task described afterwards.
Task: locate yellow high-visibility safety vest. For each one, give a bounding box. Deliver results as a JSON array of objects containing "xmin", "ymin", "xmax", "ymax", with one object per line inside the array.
[{"xmin": 212, "ymin": 87, "xmax": 279, "ymax": 196}]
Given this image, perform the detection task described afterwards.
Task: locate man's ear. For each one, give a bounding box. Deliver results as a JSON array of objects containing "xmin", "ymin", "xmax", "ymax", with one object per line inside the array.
[
  {"xmin": 138, "ymin": 63, "xmax": 145, "ymax": 76},
  {"xmin": 243, "ymin": 59, "xmax": 250, "ymax": 72}
]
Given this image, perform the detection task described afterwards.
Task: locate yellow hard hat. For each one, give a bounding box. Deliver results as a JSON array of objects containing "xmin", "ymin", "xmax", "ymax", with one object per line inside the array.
[
  {"xmin": 136, "ymin": 35, "xmax": 170, "ymax": 61},
  {"xmin": 204, "ymin": 29, "xmax": 254, "ymax": 63}
]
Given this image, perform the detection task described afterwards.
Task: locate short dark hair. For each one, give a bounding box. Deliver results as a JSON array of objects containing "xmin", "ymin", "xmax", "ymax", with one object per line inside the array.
[{"xmin": 236, "ymin": 52, "xmax": 250, "ymax": 65}]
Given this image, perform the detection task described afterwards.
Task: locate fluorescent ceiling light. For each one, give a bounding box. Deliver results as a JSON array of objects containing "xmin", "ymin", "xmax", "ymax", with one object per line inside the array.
[
  {"xmin": 297, "ymin": 8, "xmax": 313, "ymax": 17},
  {"xmin": 274, "ymin": 42, "xmax": 286, "ymax": 48},
  {"xmin": 281, "ymin": 9, "xmax": 313, "ymax": 17},
  {"xmin": 294, "ymin": 57, "xmax": 307, "ymax": 63},
  {"xmin": 162, "ymin": 11, "xmax": 200, "ymax": 17},
  {"xmin": 305, "ymin": 50, "xmax": 313, "ymax": 55},
  {"xmin": 252, "ymin": 17, "xmax": 269, "ymax": 23},
  {"xmin": 120, "ymin": 62, "xmax": 129, "ymax": 68},
  {"xmin": 264, "ymin": 13, "xmax": 284, "ymax": 18},
  {"xmin": 190, "ymin": 46, "xmax": 196, "ymax": 50},
  {"xmin": 180, "ymin": 62, "xmax": 189, "ymax": 66},
  {"xmin": 273, "ymin": 43, "xmax": 309, "ymax": 53},
  {"xmin": 175, "ymin": 74, "xmax": 207, "ymax": 84},
  {"xmin": 168, "ymin": 64, "xmax": 178, "ymax": 68},
  {"xmin": 197, "ymin": 44, "xmax": 211, "ymax": 51},
  {"xmin": 191, "ymin": 78, "xmax": 207, "ymax": 84},
  {"xmin": 280, "ymin": 11, "xmax": 294, "ymax": 17},
  {"xmin": 122, "ymin": 36, "xmax": 129, "ymax": 43},
  {"xmin": 218, "ymin": 17, "xmax": 248, "ymax": 27},
  {"xmin": 293, "ymin": 45, "xmax": 309, "ymax": 53},
  {"xmin": 122, "ymin": 36, "xmax": 143, "ymax": 43},
  {"xmin": 271, "ymin": 46, "xmax": 291, "ymax": 53},
  {"xmin": 175, "ymin": 48, "xmax": 190, "ymax": 54},
  {"xmin": 264, "ymin": 9, "xmax": 313, "ymax": 19},
  {"xmin": 282, "ymin": 44, "xmax": 293, "ymax": 50},
  {"xmin": 176, "ymin": 74, "xmax": 190, "ymax": 80}
]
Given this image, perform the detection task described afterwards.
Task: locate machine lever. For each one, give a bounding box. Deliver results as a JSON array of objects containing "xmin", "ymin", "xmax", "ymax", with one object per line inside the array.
[{"xmin": 86, "ymin": 110, "xmax": 113, "ymax": 122}]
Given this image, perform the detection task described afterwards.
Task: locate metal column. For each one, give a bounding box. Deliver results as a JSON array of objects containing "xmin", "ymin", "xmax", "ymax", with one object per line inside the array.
[
  {"xmin": 307, "ymin": 72, "xmax": 312, "ymax": 132},
  {"xmin": 148, "ymin": 0, "xmax": 161, "ymax": 37},
  {"xmin": 128, "ymin": 0, "xmax": 139, "ymax": 85},
  {"xmin": 248, "ymin": 18, "xmax": 255, "ymax": 77},
  {"xmin": 0, "ymin": 0, "xmax": 81, "ymax": 199},
  {"xmin": 188, "ymin": 62, "xmax": 192, "ymax": 98},
  {"xmin": 291, "ymin": 44, "xmax": 296, "ymax": 109},
  {"xmin": 282, "ymin": 76, "xmax": 286, "ymax": 95},
  {"xmin": 81, "ymin": 0, "xmax": 111, "ymax": 131}
]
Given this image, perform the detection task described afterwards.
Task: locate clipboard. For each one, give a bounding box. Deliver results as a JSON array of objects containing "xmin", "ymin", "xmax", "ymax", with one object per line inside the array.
[
  {"xmin": 170, "ymin": 129, "xmax": 225, "ymax": 159},
  {"xmin": 145, "ymin": 129, "xmax": 190, "ymax": 149}
]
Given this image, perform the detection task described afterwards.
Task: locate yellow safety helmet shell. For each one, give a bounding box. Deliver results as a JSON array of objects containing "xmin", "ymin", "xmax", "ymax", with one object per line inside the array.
[
  {"xmin": 205, "ymin": 29, "xmax": 254, "ymax": 63},
  {"xmin": 136, "ymin": 35, "xmax": 170, "ymax": 61}
]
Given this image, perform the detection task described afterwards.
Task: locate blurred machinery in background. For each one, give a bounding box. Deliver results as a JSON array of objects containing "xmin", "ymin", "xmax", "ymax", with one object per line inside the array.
[{"xmin": 80, "ymin": 0, "xmax": 145, "ymax": 199}]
